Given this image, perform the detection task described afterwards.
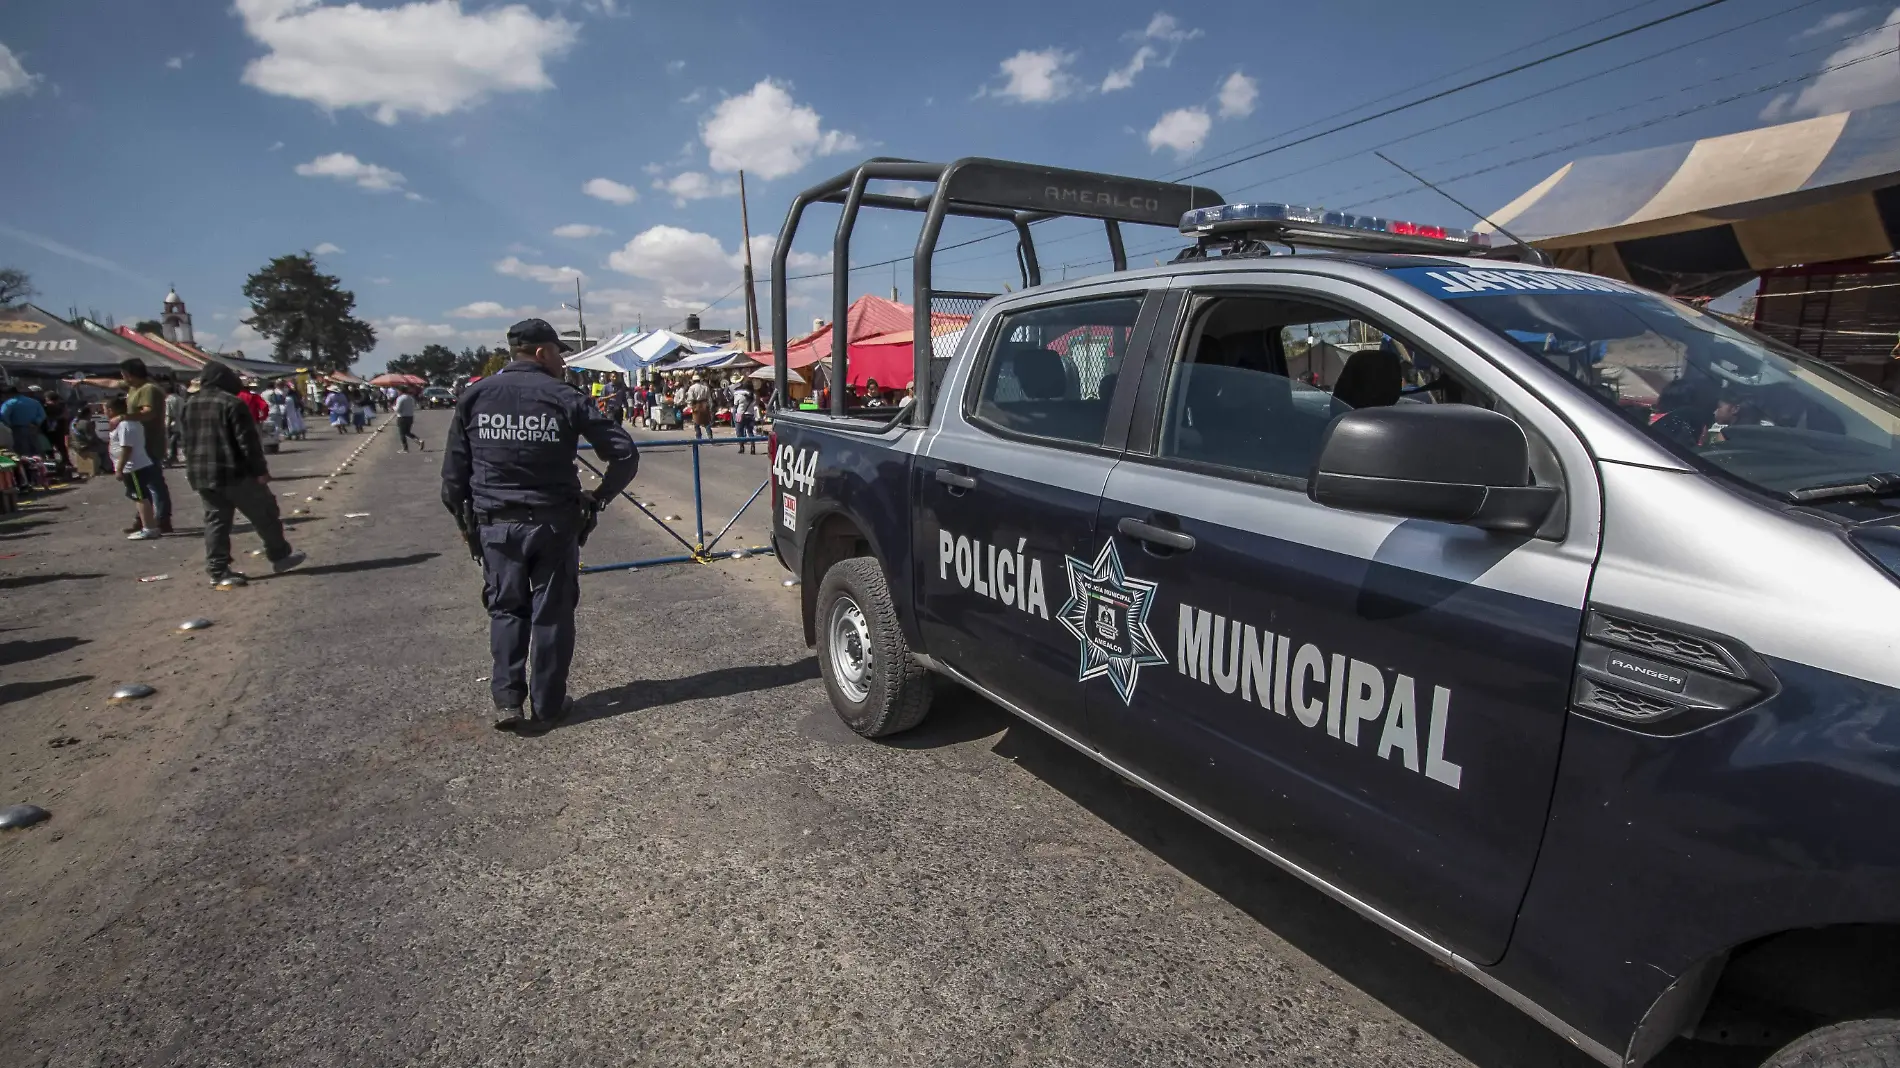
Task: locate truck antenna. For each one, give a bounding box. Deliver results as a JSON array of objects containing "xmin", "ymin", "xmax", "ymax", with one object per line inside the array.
[{"xmin": 1372, "ymin": 150, "xmax": 1540, "ymax": 256}]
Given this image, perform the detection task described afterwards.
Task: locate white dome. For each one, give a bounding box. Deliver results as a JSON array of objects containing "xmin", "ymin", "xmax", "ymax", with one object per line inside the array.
[{"xmin": 165, "ymin": 289, "xmax": 181, "ymax": 305}]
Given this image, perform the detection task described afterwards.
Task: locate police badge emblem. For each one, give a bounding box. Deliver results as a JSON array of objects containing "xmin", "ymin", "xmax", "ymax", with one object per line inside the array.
[{"xmin": 1058, "ymin": 540, "xmax": 1167, "ymax": 704}]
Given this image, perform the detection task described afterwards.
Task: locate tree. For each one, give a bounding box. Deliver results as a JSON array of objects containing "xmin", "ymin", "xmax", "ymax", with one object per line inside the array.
[
  {"xmin": 386, "ymin": 343, "xmax": 461, "ymax": 383},
  {"xmin": 0, "ymin": 267, "xmax": 36, "ymax": 308},
  {"xmin": 240, "ymin": 252, "xmax": 376, "ymax": 371},
  {"xmin": 133, "ymin": 319, "xmax": 164, "ymax": 335}
]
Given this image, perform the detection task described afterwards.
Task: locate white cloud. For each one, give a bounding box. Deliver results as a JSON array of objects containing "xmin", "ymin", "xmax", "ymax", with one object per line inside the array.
[
  {"xmin": 551, "ymin": 223, "xmax": 609, "ymax": 239},
  {"xmin": 375, "ymin": 315, "xmax": 459, "ymax": 342},
  {"xmin": 311, "ymin": 241, "xmax": 344, "ymax": 255},
  {"xmin": 370, "ymin": 276, "xmax": 392, "ymax": 285},
  {"xmin": 1763, "ymin": 7, "xmax": 1900, "ymax": 120},
  {"xmin": 0, "ymin": 223, "xmax": 156, "ymax": 287},
  {"xmin": 606, "ymin": 226, "xmax": 824, "ymax": 305},
  {"xmin": 679, "ymin": 89, "xmax": 703, "ymax": 105},
  {"xmin": 607, "ymin": 226, "xmax": 732, "ymax": 294},
  {"xmin": 1102, "ymin": 13, "xmax": 1200, "ymax": 92},
  {"xmin": 582, "ymin": 176, "xmax": 639, "ymax": 204},
  {"xmin": 666, "ymin": 59, "xmax": 687, "ymax": 74},
  {"xmin": 165, "ymin": 54, "xmax": 189, "ymax": 70},
  {"xmin": 701, "ymin": 79, "xmax": 859, "ymax": 179},
  {"xmin": 295, "ymin": 152, "xmax": 407, "ymax": 193},
  {"xmin": 268, "ymin": 140, "xmax": 285, "ymax": 151},
  {"xmin": 1218, "ymin": 70, "xmax": 1258, "ymax": 119},
  {"xmin": 1799, "ymin": 8, "xmax": 1869, "ymax": 37},
  {"xmin": 494, "ymin": 255, "xmax": 586, "ymax": 288},
  {"xmin": 1146, "ymin": 106, "xmax": 1211, "ymax": 158},
  {"xmin": 654, "ymin": 171, "xmax": 739, "ymax": 206},
  {"xmin": 224, "ymin": 321, "xmax": 266, "ymax": 352},
  {"xmin": 233, "ymin": 0, "xmax": 578, "ymax": 125},
  {"xmin": 0, "ymin": 41, "xmax": 40, "ymax": 97},
  {"xmin": 1102, "ymin": 47, "xmax": 1157, "ymax": 93},
  {"xmin": 404, "ymin": 191, "xmax": 426, "ymax": 202},
  {"xmin": 985, "ymin": 48, "xmax": 1078, "ymax": 104},
  {"xmin": 446, "ymin": 301, "xmax": 536, "ymax": 318}
]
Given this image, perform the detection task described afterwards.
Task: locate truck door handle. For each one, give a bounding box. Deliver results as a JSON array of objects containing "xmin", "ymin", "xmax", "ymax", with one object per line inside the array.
[
  {"xmin": 1117, "ymin": 517, "xmax": 1195, "ymax": 553},
  {"xmin": 936, "ymin": 469, "xmax": 977, "ymax": 492}
]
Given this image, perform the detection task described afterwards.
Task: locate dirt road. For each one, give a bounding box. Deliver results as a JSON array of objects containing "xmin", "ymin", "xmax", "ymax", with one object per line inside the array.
[{"xmin": 0, "ymin": 411, "xmax": 1602, "ymax": 1067}]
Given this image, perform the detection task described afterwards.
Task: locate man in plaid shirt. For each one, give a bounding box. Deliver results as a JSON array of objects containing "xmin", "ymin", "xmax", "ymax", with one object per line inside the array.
[{"xmin": 180, "ymin": 362, "xmax": 307, "ymax": 586}]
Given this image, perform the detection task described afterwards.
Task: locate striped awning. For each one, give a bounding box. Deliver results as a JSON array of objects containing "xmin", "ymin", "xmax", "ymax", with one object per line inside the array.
[{"xmin": 1483, "ymin": 101, "xmax": 1900, "ymax": 296}]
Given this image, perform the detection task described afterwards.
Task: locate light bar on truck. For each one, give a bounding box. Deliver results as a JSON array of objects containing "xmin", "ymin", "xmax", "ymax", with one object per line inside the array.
[{"xmin": 1180, "ymin": 202, "xmax": 1492, "ymax": 249}]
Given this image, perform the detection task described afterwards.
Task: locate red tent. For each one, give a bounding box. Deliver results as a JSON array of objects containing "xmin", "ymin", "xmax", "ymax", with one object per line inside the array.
[
  {"xmin": 753, "ymin": 294, "xmax": 966, "ymax": 372},
  {"xmin": 840, "ymin": 319, "xmax": 970, "ymax": 388}
]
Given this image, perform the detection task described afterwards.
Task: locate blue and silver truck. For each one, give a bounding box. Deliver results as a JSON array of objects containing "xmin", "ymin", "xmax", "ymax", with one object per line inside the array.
[{"xmin": 764, "ymin": 157, "xmax": 1900, "ymax": 1068}]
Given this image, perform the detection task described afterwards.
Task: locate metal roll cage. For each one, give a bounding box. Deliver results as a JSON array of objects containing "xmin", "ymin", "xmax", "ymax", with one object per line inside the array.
[{"xmin": 770, "ymin": 156, "xmax": 1225, "ymax": 425}]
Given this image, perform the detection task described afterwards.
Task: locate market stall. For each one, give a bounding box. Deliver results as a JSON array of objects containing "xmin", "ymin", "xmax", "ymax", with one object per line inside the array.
[{"xmin": 1, "ymin": 305, "xmax": 196, "ymax": 379}]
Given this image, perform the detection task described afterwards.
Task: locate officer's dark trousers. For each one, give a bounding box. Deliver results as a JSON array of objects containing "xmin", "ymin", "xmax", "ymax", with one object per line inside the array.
[{"xmin": 479, "ymin": 519, "xmax": 580, "ymax": 717}]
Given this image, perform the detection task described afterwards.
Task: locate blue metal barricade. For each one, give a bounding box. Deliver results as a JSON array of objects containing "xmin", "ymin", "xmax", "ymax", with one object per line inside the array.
[{"xmin": 575, "ymin": 434, "xmax": 772, "ymax": 575}]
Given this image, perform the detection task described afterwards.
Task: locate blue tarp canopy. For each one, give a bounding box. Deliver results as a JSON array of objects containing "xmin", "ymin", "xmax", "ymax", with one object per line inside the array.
[{"xmin": 1482, "ymin": 101, "xmax": 1900, "ymax": 296}]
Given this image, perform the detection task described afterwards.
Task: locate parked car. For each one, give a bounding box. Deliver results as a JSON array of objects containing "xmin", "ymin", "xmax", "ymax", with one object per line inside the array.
[{"xmin": 767, "ymin": 157, "xmax": 1900, "ymax": 1068}]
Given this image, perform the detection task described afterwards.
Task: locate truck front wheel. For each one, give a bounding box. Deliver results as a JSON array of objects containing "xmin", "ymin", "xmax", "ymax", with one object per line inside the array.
[
  {"xmin": 1765, "ymin": 1020, "xmax": 1900, "ymax": 1067},
  {"xmin": 815, "ymin": 556, "xmax": 934, "ymax": 737}
]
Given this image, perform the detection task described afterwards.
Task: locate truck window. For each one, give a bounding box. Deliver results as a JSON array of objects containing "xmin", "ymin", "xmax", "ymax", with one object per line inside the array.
[
  {"xmin": 1157, "ymin": 295, "xmax": 1487, "ymax": 482},
  {"xmin": 968, "ymin": 296, "xmax": 1143, "ymax": 447}
]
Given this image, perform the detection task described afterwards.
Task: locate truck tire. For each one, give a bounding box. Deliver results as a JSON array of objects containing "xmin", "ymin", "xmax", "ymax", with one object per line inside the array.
[
  {"xmin": 1765, "ymin": 1020, "xmax": 1900, "ymax": 1068},
  {"xmin": 815, "ymin": 556, "xmax": 934, "ymax": 737}
]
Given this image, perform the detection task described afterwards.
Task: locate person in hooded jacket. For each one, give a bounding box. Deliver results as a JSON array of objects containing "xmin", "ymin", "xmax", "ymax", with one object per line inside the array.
[{"xmin": 179, "ymin": 361, "xmax": 307, "ymax": 587}]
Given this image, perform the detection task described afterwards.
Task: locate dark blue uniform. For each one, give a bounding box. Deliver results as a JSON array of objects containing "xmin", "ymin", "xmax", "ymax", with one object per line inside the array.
[{"xmin": 441, "ymin": 360, "xmax": 638, "ymax": 719}]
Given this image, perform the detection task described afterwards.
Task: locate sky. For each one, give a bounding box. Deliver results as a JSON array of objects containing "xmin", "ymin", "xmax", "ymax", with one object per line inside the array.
[{"xmin": 3, "ymin": 0, "xmax": 1899, "ymax": 371}]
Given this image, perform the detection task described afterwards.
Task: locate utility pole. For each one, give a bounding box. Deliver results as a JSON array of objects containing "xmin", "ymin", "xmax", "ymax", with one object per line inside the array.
[
  {"xmin": 574, "ymin": 276, "xmax": 587, "ymax": 349},
  {"xmin": 739, "ymin": 169, "xmax": 761, "ymax": 349}
]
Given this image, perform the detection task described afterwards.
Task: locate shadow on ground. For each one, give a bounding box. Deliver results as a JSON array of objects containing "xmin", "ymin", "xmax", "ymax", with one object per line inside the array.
[
  {"xmin": 898, "ymin": 685, "xmax": 1610, "ymax": 1068},
  {"xmin": 565, "ymin": 658, "xmax": 820, "ymax": 729},
  {"xmin": 0, "ymin": 520, "xmax": 54, "ymax": 539},
  {"xmin": 268, "ymin": 552, "xmax": 442, "ymax": 579},
  {"xmin": 0, "ymin": 573, "xmax": 104, "ymax": 591},
  {"xmin": 0, "ymin": 636, "xmax": 90, "ymax": 668},
  {"xmin": 0, "ymin": 676, "xmax": 92, "ymax": 707}
]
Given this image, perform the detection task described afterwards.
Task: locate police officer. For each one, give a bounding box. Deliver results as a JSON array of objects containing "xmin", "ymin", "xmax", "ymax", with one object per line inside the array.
[{"xmin": 441, "ymin": 319, "xmax": 638, "ymax": 731}]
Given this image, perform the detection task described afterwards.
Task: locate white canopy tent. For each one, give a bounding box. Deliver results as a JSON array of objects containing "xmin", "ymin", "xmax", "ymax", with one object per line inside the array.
[
  {"xmin": 563, "ymin": 330, "xmax": 646, "ymax": 373},
  {"xmin": 627, "ymin": 329, "xmax": 720, "ymax": 366}
]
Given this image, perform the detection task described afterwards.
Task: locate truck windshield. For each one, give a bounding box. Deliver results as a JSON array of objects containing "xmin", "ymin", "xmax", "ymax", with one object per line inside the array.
[{"xmin": 1396, "ymin": 268, "xmax": 1900, "ymax": 500}]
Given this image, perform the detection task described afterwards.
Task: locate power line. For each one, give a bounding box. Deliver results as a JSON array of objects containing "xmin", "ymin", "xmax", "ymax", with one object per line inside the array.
[
  {"xmin": 1290, "ymin": 17, "xmax": 1889, "ymax": 211},
  {"xmin": 922, "ymin": 0, "xmax": 1831, "ymax": 284},
  {"xmin": 1339, "ymin": 44, "xmax": 1900, "ymax": 212},
  {"xmin": 1167, "ymin": 0, "xmax": 1683, "ymax": 178},
  {"xmin": 1212, "ymin": 0, "xmax": 1838, "ymax": 203},
  {"xmin": 1176, "ymin": 0, "xmax": 1738, "ymax": 183}
]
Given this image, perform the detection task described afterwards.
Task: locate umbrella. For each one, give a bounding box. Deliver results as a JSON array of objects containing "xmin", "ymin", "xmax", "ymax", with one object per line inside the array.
[
  {"xmin": 370, "ymin": 373, "xmax": 427, "ymax": 387},
  {"xmin": 750, "ymin": 366, "xmax": 802, "ymax": 384}
]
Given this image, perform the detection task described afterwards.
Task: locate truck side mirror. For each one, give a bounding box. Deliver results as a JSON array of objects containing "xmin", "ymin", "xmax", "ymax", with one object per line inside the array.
[{"xmin": 1307, "ymin": 405, "xmax": 1562, "ymax": 535}]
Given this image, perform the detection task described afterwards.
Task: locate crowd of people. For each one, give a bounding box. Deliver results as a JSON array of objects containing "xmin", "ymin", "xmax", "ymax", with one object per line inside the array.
[
  {"xmin": 0, "ymin": 357, "xmax": 430, "ymax": 581},
  {"xmin": 580, "ymin": 371, "xmax": 769, "ymax": 452}
]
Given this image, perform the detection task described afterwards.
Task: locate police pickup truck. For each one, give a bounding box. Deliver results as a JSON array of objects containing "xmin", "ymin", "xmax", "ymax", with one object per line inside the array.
[{"xmin": 764, "ymin": 158, "xmax": 1900, "ymax": 1068}]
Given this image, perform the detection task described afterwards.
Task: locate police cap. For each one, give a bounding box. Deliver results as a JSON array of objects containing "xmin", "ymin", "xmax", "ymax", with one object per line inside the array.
[{"xmin": 507, "ymin": 318, "xmax": 574, "ymax": 353}]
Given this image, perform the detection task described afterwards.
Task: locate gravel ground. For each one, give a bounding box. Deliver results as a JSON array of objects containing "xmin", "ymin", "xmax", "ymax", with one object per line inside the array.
[{"xmin": 0, "ymin": 410, "xmax": 1619, "ymax": 1068}]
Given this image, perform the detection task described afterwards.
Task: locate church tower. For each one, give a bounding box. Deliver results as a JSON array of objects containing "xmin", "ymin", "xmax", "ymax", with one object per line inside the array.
[{"xmin": 161, "ymin": 287, "xmax": 194, "ymax": 345}]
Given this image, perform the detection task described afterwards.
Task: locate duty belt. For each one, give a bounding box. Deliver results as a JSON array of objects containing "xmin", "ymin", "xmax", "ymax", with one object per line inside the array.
[{"xmin": 478, "ymin": 504, "xmax": 577, "ymax": 524}]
